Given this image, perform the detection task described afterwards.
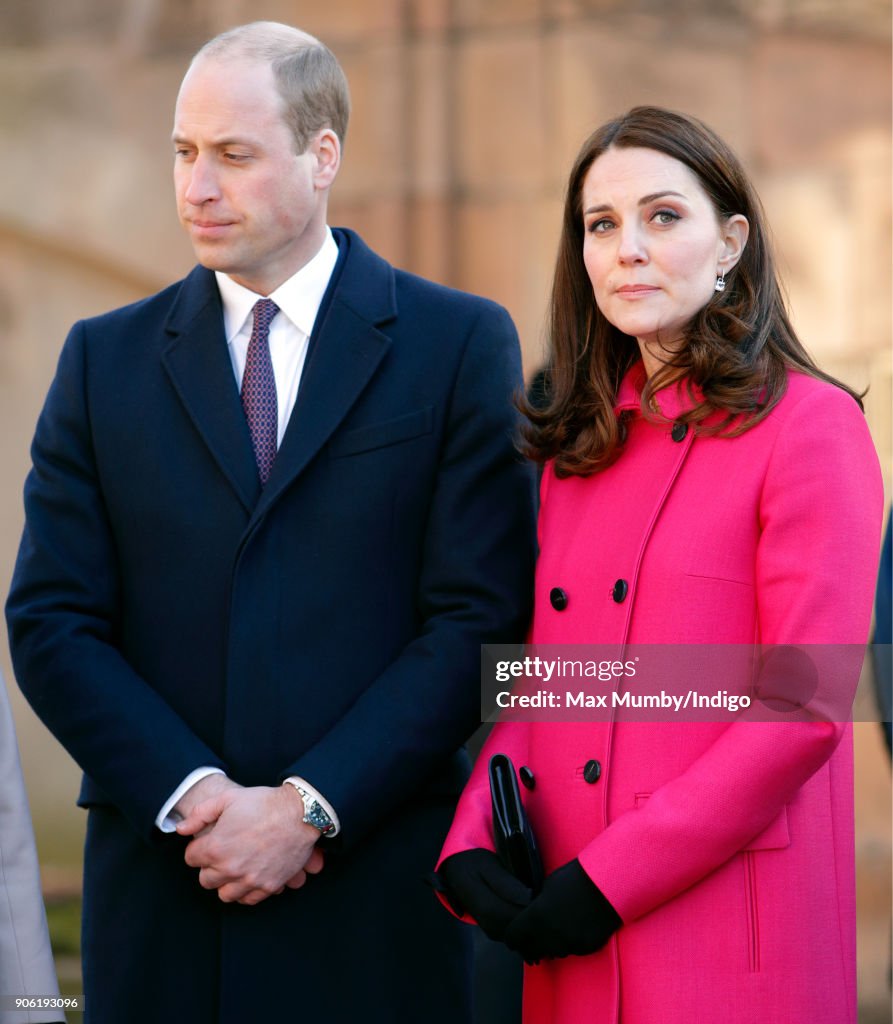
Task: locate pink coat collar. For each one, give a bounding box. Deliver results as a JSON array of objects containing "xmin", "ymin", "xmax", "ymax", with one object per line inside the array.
[{"xmin": 613, "ymin": 361, "xmax": 703, "ymax": 420}]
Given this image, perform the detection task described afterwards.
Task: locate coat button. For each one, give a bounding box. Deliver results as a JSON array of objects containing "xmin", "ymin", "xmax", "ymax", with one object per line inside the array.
[
  {"xmin": 612, "ymin": 579, "xmax": 628, "ymax": 603},
  {"xmin": 671, "ymin": 421, "xmax": 688, "ymax": 442},
  {"xmin": 583, "ymin": 759, "xmax": 602, "ymax": 784},
  {"xmin": 519, "ymin": 766, "xmax": 536, "ymax": 791},
  {"xmin": 550, "ymin": 587, "xmax": 569, "ymax": 611}
]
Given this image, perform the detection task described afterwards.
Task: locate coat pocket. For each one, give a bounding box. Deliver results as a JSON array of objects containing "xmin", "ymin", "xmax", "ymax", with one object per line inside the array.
[
  {"xmin": 742, "ymin": 805, "xmax": 790, "ymax": 852},
  {"xmin": 742, "ymin": 806, "xmax": 790, "ymax": 973},
  {"xmin": 328, "ymin": 406, "xmax": 434, "ymax": 458},
  {"xmin": 633, "ymin": 794, "xmax": 789, "ymax": 973},
  {"xmin": 744, "ymin": 851, "xmax": 761, "ymax": 972}
]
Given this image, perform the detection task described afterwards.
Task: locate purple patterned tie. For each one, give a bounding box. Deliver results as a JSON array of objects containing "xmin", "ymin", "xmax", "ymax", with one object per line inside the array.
[{"xmin": 241, "ymin": 298, "xmax": 279, "ymax": 485}]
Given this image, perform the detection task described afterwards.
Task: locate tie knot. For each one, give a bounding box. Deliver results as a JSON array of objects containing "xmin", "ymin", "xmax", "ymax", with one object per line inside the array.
[{"xmin": 252, "ymin": 298, "xmax": 279, "ymax": 334}]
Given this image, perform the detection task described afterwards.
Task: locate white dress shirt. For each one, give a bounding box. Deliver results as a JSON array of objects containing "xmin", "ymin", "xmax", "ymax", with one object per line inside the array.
[
  {"xmin": 218, "ymin": 227, "xmax": 339, "ymax": 445},
  {"xmin": 156, "ymin": 228, "xmax": 341, "ymax": 835}
]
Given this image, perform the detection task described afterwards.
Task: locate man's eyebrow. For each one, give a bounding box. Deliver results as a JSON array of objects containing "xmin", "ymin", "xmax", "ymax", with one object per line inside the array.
[
  {"xmin": 171, "ymin": 134, "xmax": 259, "ymax": 147},
  {"xmin": 584, "ymin": 190, "xmax": 688, "ymax": 215}
]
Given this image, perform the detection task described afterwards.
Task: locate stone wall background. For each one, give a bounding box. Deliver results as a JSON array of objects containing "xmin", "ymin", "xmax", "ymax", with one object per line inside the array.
[{"xmin": 0, "ymin": 0, "xmax": 889, "ymax": 1015}]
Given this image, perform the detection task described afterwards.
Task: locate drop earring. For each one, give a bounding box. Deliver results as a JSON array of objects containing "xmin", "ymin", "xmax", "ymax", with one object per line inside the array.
[{"xmin": 714, "ymin": 270, "xmax": 726, "ymax": 293}]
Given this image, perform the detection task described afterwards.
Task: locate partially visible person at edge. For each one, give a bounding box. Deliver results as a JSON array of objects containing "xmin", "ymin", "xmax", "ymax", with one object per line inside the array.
[
  {"xmin": 0, "ymin": 669, "xmax": 63, "ymax": 1024},
  {"xmin": 434, "ymin": 106, "xmax": 884, "ymax": 1024},
  {"xmin": 873, "ymin": 511, "xmax": 891, "ymax": 755},
  {"xmin": 5, "ymin": 20, "xmax": 535, "ymax": 1024}
]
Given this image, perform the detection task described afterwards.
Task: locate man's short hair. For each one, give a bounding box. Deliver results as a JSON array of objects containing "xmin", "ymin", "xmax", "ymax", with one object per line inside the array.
[{"xmin": 195, "ymin": 21, "xmax": 350, "ymax": 152}]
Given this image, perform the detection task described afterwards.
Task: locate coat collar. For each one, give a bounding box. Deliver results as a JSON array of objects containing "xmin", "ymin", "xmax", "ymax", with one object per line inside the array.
[
  {"xmin": 247, "ymin": 228, "xmax": 394, "ymax": 525},
  {"xmin": 161, "ymin": 265, "xmax": 262, "ymax": 513},
  {"xmin": 613, "ymin": 361, "xmax": 703, "ymax": 421},
  {"xmin": 160, "ymin": 228, "xmax": 396, "ymax": 517}
]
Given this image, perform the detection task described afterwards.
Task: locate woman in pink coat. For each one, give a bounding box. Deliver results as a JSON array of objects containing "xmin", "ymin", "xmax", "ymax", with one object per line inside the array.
[{"xmin": 435, "ymin": 107, "xmax": 884, "ymax": 1023}]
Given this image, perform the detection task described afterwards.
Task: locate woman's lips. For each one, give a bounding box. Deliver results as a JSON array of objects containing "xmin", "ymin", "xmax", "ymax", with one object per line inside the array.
[{"xmin": 615, "ymin": 284, "xmax": 660, "ymax": 299}]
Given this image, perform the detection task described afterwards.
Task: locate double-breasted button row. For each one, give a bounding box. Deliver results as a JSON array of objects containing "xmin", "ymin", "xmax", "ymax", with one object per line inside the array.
[
  {"xmin": 550, "ymin": 581, "xmax": 631, "ymax": 608},
  {"xmin": 521, "ymin": 763, "xmax": 602, "ymax": 786},
  {"xmin": 547, "ymin": 420, "xmax": 686, "ymax": 618},
  {"xmin": 521, "ymin": 763, "xmax": 601, "ymax": 787}
]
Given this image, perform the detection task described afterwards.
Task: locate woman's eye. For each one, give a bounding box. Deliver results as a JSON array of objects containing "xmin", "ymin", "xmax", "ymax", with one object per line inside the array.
[
  {"xmin": 652, "ymin": 209, "xmax": 680, "ymax": 225},
  {"xmin": 588, "ymin": 218, "xmax": 615, "ymax": 234}
]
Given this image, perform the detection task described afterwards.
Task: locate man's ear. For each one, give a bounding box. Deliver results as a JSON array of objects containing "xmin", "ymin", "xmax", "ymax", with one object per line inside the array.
[
  {"xmin": 718, "ymin": 213, "xmax": 749, "ymax": 272},
  {"xmin": 311, "ymin": 128, "xmax": 340, "ymax": 190}
]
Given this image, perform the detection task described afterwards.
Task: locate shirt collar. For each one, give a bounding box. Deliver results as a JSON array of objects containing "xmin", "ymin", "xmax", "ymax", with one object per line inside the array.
[{"xmin": 215, "ymin": 227, "xmax": 339, "ymax": 342}]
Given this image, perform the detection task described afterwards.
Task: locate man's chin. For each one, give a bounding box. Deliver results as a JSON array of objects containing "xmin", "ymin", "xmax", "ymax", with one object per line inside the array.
[{"xmin": 190, "ymin": 245, "xmax": 237, "ymax": 275}]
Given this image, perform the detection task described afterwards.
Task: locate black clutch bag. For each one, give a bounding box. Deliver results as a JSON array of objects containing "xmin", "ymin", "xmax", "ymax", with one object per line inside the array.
[{"xmin": 489, "ymin": 753, "xmax": 544, "ymax": 894}]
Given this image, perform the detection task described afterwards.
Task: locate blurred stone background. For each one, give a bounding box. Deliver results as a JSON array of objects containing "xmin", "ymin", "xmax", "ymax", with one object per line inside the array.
[{"xmin": 0, "ymin": 0, "xmax": 889, "ymax": 1018}]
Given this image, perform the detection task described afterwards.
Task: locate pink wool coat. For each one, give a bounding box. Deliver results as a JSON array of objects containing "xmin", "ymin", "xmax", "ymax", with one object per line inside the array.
[{"xmin": 439, "ymin": 367, "xmax": 884, "ymax": 1023}]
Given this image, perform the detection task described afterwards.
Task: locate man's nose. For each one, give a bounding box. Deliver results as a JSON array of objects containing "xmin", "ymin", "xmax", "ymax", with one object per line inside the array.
[{"xmin": 183, "ymin": 154, "xmax": 220, "ymax": 206}]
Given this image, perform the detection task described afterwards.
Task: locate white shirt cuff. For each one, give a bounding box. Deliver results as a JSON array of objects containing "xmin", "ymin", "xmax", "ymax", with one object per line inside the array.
[
  {"xmin": 156, "ymin": 767, "xmax": 227, "ymax": 833},
  {"xmin": 284, "ymin": 776, "xmax": 341, "ymax": 837}
]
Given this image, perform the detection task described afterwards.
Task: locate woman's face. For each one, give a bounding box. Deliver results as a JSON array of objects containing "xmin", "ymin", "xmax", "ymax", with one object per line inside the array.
[{"xmin": 581, "ymin": 145, "xmax": 746, "ymax": 371}]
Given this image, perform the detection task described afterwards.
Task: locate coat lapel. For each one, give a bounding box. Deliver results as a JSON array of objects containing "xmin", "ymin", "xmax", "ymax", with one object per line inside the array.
[
  {"xmin": 247, "ymin": 230, "xmax": 396, "ymax": 523},
  {"xmin": 160, "ymin": 267, "xmax": 262, "ymax": 513}
]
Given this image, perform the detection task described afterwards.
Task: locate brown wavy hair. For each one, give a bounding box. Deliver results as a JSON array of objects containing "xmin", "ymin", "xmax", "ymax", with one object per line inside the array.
[{"xmin": 523, "ymin": 106, "xmax": 863, "ymax": 477}]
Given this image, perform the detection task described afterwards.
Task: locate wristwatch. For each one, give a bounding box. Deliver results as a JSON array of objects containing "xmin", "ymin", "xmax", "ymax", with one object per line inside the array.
[{"xmin": 285, "ymin": 781, "xmax": 336, "ymax": 837}]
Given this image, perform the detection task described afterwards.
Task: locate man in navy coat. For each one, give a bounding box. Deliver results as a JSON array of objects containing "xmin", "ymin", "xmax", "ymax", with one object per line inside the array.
[{"xmin": 6, "ymin": 21, "xmax": 535, "ymax": 1023}]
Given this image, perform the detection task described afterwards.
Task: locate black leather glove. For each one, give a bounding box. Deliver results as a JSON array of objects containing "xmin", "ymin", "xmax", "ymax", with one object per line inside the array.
[
  {"xmin": 503, "ymin": 858, "xmax": 621, "ymax": 963},
  {"xmin": 436, "ymin": 848, "xmax": 533, "ymax": 942}
]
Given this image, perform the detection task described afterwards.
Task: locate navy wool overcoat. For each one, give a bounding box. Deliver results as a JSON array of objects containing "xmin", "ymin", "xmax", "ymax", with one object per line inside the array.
[{"xmin": 7, "ymin": 229, "xmax": 536, "ymax": 1023}]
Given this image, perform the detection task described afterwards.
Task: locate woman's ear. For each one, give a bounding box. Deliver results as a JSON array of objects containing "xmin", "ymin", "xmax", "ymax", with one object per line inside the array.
[{"xmin": 718, "ymin": 214, "xmax": 749, "ymax": 272}]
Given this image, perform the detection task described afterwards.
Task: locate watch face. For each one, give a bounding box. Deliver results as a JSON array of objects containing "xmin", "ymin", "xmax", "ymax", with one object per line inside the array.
[{"xmin": 306, "ymin": 800, "xmax": 334, "ymax": 833}]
